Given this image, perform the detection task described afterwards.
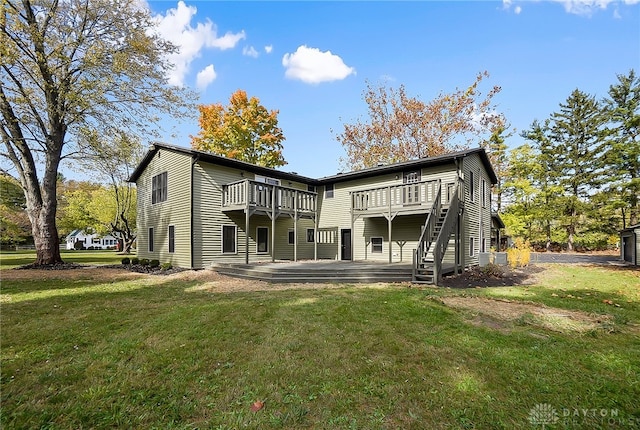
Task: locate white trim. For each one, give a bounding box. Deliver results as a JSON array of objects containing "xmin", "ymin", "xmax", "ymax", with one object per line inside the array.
[{"xmin": 221, "ymin": 225, "xmax": 237, "ymax": 254}]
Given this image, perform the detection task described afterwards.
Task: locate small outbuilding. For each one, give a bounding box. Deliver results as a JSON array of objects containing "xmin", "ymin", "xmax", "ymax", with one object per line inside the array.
[{"xmin": 620, "ymin": 224, "xmax": 640, "ymax": 265}]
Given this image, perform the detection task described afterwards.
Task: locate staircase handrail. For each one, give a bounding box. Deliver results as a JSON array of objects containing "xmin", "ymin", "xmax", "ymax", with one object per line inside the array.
[
  {"xmin": 412, "ymin": 180, "xmax": 441, "ymax": 280},
  {"xmin": 432, "ymin": 182, "xmax": 460, "ymax": 284}
]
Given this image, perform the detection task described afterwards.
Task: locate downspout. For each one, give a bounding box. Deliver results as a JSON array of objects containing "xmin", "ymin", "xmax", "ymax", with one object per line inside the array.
[{"xmin": 190, "ymin": 154, "xmax": 200, "ymax": 269}]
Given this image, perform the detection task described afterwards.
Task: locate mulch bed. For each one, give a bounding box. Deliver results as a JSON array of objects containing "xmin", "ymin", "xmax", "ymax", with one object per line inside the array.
[
  {"xmin": 440, "ymin": 264, "xmax": 545, "ymax": 289},
  {"xmin": 14, "ymin": 262, "xmax": 188, "ymax": 276}
]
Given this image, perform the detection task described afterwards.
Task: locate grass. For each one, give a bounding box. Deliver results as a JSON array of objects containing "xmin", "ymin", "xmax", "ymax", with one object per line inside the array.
[
  {"xmin": 0, "ymin": 249, "xmax": 123, "ymax": 269},
  {"xmin": 1, "ymin": 259, "xmax": 639, "ymax": 429}
]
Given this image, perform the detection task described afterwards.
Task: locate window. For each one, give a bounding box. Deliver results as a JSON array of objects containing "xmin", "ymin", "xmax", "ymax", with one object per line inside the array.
[
  {"xmin": 152, "ymin": 172, "xmax": 168, "ymax": 204},
  {"xmin": 469, "ymin": 237, "xmax": 475, "ymax": 257},
  {"xmin": 168, "ymin": 225, "xmax": 175, "ymax": 253},
  {"xmin": 92, "ymin": 238, "xmax": 100, "ymax": 244},
  {"xmin": 307, "ymin": 184, "xmax": 316, "ymax": 193},
  {"xmin": 371, "ymin": 237, "xmax": 383, "ymax": 253},
  {"xmin": 307, "ymin": 228, "xmax": 315, "ymax": 243},
  {"xmin": 325, "ymin": 184, "xmax": 334, "ymax": 198},
  {"xmin": 481, "ymin": 179, "xmax": 487, "ymax": 208},
  {"xmin": 149, "ymin": 228, "xmax": 154, "ymax": 252},
  {"xmin": 288, "ymin": 229, "xmax": 295, "ymax": 245},
  {"xmin": 222, "ymin": 225, "xmax": 237, "ymax": 253},
  {"xmin": 468, "ymin": 171, "xmax": 475, "ymax": 202},
  {"xmin": 257, "ymin": 227, "xmax": 269, "ymax": 253},
  {"xmin": 403, "ymin": 171, "xmax": 421, "ymax": 184},
  {"xmin": 446, "ymin": 183, "xmax": 455, "ymax": 203}
]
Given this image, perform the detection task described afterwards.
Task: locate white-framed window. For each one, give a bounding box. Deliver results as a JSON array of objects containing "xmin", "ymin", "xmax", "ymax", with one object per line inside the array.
[
  {"xmin": 288, "ymin": 229, "xmax": 295, "ymax": 245},
  {"xmin": 152, "ymin": 172, "xmax": 168, "ymax": 204},
  {"xmin": 307, "ymin": 228, "xmax": 315, "ymax": 243},
  {"xmin": 481, "ymin": 178, "xmax": 487, "ymax": 208},
  {"xmin": 403, "ymin": 171, "xmax": 421, "ymax": 184},
  {"xmin": 468, "ymin": 171, "xmax": 475, "ymax": 202},
  {"xmin": 222, "ymin": 225, "xmax": 237, "ymax": 254},
  {"xmin": 371, "ymin": 237, "xmax": 383, "ymax": 253},
  {"xmin": 325, "ymin": 184, "xmax": 334, "ymax": 198},
  {"xmin": 168, "ymin": 225, "xmax": 175, "ymax": 253},
  {"xmin": 307, "ymin": 184, "xmax": 316, "ymax": 193},
  {"xmin": 469, "ymin": 237, "xmax": 475, "ymax": 257},
  {"xmin": 256, "ymin": 226, "xmax": 269, "ymax": 254},
  {"xmin": 149, "ymin": 227, "xmax": 154, "ymax": 252}
]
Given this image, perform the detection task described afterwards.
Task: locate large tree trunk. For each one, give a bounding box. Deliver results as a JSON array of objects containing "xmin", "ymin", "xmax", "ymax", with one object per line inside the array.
[{"xmin": 23, "ymin": 143, "xmax": 64, "ymax": 265}]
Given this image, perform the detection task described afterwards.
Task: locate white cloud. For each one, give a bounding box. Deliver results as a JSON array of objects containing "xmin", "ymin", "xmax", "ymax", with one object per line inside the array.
[
  {"xmin": 151, "ymin": 1, "xmax": 245, "ymax": 86},
  {"xmin": 282, "ymin": 45, "xmax": 355, "ymax": 84},
  {"xmin": 243, "ymin": 46, "xmax": 259, "ymax": 58},
  {"xmin": 503, "ymin": 0, "xmax": 637, "ymax": 16},
  {"xmin": 265, "ymin": 45, "xmax": 273, "ymax": 54},
  {"xmin": 196, "ymin": 65, "xmax": 217, "ymax": 90}
]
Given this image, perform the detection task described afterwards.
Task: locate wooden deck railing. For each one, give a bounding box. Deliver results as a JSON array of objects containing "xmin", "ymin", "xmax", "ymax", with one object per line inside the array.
[
  {"xmin": 351, "ymin": 179, "xmax": 441, "ymax": 214},
  {"xmin": 222, "ymin": 180, "xmax": 317, "ymax": 214},
  {"xmin": 412, "ymin": 183, "xmax": 442, "ymax": 280},
  {"xmin": 432, "ymin": 180, "xmax": 462, "ymax": 284}
]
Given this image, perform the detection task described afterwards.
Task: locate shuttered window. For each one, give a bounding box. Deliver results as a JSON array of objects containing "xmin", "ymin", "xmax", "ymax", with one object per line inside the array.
[{"xmin": 152, "ymin": 172, "xmax": 167, "ymax": 204}]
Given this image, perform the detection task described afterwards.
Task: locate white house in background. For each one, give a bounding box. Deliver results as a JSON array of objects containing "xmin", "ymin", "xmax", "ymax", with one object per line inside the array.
[{"xmin": 65, "ymin": 229, "xmax": 118, "ymax": 250}]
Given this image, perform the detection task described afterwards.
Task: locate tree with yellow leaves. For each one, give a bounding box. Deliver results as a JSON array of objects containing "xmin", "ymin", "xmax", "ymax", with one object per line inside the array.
[{"xmin": 191, "ymin": 90, "xmax": 286, "ymax": 168}]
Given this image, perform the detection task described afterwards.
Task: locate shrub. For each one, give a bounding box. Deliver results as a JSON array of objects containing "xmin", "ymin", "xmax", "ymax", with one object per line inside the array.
[
  {"xmin": 149, "ymin": 259, "xmax": 160, "ymax": 268},
  {"xmin": 160, "ymin": 262, "xmax": 172, "ymax": 271},
  {"xmin": 139, "ymin": 258, "xmax": 150, "ymax": 266},
  {"xmin": 121, "ymin": 257, "xmax": 130, "ymax": 265},
  {"xmin": 481, "ymin": 263, "xmax": 503, "ymax": 278},
  {"xmin": 74, "ymin": 241, "xmax": 84, "ymax": 250},
  {"xmin": 131, "ymin": 257, "xmax": 139, "ymax": 265},
  {"xmin": 507, "ymin": 238, "xmax": 531, "ymax": 268}
]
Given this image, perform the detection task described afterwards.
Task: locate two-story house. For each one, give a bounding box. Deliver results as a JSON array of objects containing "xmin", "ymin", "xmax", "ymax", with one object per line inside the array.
[{"xmin": 128, "ymin": 142, "xmax": 497, "ymax": 284}]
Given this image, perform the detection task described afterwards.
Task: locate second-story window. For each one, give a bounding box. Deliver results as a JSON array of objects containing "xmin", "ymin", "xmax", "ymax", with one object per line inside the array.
[
  {"xmin": 403, "ymin": 171, "xmax": 421, "ymax": 184},
  {"xmin": 152, "ymin": 172, "xmax": 167, "ymax": 204},
  {"xmin": 325, "ymin": 184, "xmax": 334, "ymax": 198}
]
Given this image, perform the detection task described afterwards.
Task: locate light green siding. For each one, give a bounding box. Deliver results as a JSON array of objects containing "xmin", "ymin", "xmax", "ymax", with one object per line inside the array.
[
  {"xmin": 192, "ymin": 162, "xmax": 317, "ymax": 267},
  {"xmin": 318, "ymin": 165, "xmax": 460, "ymax": 263},
  {"xmin": 461, "ymin": 153, "xmax": 493, "ymax": 267},
  {"xmin": 136, "ymin": 149, "xmax": 192, "ymax": 267}
]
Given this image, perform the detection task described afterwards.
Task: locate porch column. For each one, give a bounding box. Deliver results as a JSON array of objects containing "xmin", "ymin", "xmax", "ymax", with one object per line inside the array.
[
  {"xmin": 271, "ymin": 188, "xmax": 276, "ymax": 263},
  {"xmin": 294, "ymin": 190, "xmax": 298, "ymax": 262},
  {"xmin": 388, "ymin": 186, "xmax": 392, "ymax": 264},
  {"xmin": 245, "ymin": 180, "xmax": 250, "ymax": 264}
]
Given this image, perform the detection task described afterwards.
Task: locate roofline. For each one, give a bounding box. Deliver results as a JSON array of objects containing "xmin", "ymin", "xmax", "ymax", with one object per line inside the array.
[
  {"xmin": 318, "ymin": 147, "xmax": 498, "ymax": 185},
  {"xmin": 128, "ymin": 142, "xmax": 320, "ymax": 184},
  {"xmin": 128, "ymin": 143, "xmax": 498, "ymax": 185},
  {"xmin": 620, "ymin": 223, "xmax": 640, "ymax": 232}
]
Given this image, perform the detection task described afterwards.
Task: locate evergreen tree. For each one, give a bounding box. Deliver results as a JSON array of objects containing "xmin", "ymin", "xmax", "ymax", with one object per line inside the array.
[
  {"xmin": 602, "ymin": 69, "xmax": 640, "ymax": 227},
  {"xmin": 549, "ymin": 89, "xmax": 607, "ymax": 251}
]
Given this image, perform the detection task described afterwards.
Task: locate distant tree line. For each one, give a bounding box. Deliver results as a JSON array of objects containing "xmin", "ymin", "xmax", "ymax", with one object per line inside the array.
[{"xmin": 501, "ymin": 70, "xmax": 638, "ymax": 251}]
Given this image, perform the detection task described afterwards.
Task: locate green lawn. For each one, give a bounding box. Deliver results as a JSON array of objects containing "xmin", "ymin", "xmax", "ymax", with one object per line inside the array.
[
  {"xmin": 0, "ymin": 249, "xmax": 123, "ymax": 269},
  {"xmin": 1, "ymin": 262, "xmax": 638, "ymax": 429}
]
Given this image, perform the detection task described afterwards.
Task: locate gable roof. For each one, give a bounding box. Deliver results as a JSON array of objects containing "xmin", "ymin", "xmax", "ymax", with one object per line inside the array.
[
  {"xmin": 319, "ymin": 147, "xmax": 498, "ymax": 184},
  {"xmin": 128, "ymin": 142, "xmax": 498, "ymax": 185},
  {"xmin": 128, "ymin": 142, "xmax": 319, "ymax": 185}
]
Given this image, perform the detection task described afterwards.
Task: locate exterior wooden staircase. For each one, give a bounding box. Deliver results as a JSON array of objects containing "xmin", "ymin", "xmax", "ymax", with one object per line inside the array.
[{"xmin": 412, "ymin": 180, "xmax": 462, "ymax": 285}]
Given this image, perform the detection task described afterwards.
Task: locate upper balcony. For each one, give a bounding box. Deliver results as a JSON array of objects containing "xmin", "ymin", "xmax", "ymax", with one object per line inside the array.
[
  {"xmin": 350, "ymin": 179, "xmax": 446, "ymax": 218},
  {"xmin": 222, "ymin": 179, "xmax": 317, "ymax": 218}
]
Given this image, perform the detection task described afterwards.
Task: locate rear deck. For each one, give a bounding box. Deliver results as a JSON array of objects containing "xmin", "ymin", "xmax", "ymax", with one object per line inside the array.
[{"xmin": 212, "ymin": 260, "xmax": 457, "ymax": 284}]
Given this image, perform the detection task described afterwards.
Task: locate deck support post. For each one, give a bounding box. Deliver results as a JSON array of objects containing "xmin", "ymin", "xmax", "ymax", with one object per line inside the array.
[
  {"xmin": 294, "ymin": 191, "xmax": 298, "ymax": 262},
  {"xmin": 245, "ymin": 180, "xmax": 250, "ymax": 265},
  {"xmin": 388, "ymin": 186, "xmax": 392, "ymax": 264},
  {"xmin": 271, "ymin": 186, "xmax": 276, "ymax": 262}
]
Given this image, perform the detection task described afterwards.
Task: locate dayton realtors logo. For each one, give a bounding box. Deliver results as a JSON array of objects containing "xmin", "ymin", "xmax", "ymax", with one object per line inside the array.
[
  {"xmin": 528, "ymin": 404, "xmax": 636, "ymax": 428},
  {"xmin": 528, "ymin": 403, "xmax": 559, "ymax": 428}
]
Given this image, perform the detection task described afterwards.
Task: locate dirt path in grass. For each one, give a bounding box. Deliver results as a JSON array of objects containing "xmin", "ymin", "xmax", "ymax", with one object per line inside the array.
[{"xmin": 439, "ymin": 296, "xmax": 613, "ymax": 333}]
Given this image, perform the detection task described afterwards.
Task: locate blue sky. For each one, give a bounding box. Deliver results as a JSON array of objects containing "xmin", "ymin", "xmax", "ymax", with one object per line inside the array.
[{"xmin": 146, "ymin": 0, "xmax": 639, "ymax": 178}]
